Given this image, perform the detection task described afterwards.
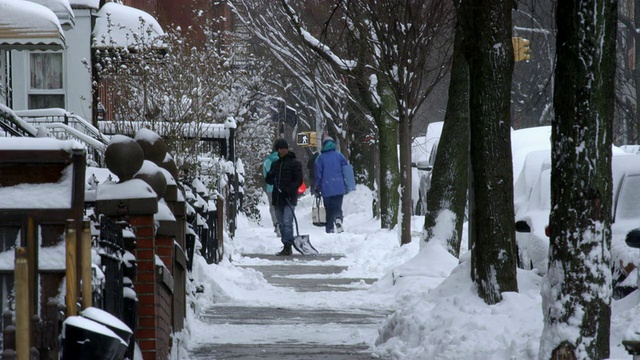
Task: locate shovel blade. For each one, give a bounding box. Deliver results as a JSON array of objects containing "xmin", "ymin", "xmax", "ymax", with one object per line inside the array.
[{"xmin": 293, "ymin": 234, "xmax": 318, "ymax": 255}]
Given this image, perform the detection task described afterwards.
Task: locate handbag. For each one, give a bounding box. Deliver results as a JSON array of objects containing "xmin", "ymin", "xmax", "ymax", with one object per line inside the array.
[
  {"xmin": 342, "ymin": 163, "xmax": 356, "ymax": 193},
  {"xmin": 312, "ymin": 195, "xmax": 326, "ymax": 226}
]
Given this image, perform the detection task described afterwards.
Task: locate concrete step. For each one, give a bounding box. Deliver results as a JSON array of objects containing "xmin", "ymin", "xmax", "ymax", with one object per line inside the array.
[
  {"xmin": 189, "ymin": 251, "xmax": 389, "ymax": 359},
  {"xmin": 240, "ymin": 253, "xmax": 346, "ymax": 262},
  {"xmin": 200, "ymin": 305, "xmax": 389, "ymax": 325},
  {"xmin": 237, "ymin": 263, "xmax": 377, "ymax": 292},
  {"xmin": 189, "ymin": 343, "xmax": 378, "ymax": 359},
  {"xmin": 238, "ymin": 264, "xmax": 349, "ymax": 276}
]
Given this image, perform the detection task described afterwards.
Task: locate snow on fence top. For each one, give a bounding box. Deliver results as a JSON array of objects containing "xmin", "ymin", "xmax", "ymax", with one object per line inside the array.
[
  {"xmin": 0, "ymin": 104, "xmax": 38, "ymax": 137},
  {"xmin": 15, "ymin": 108, "xmax": 110, "ymax": 144},
  {"xmin": 98, "ymin": 121, "xmax": 232, "ymax": 140}
]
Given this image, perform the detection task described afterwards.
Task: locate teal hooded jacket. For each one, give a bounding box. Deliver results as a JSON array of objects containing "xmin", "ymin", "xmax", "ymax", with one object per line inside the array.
[{"xmin": 262, "ymin": 151, "xmax": 280, "ymax": 193}]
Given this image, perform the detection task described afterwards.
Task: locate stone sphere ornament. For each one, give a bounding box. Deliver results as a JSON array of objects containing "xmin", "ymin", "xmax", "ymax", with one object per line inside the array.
[
  {"xmin": 104, "ymin": 135, "xmax": 145, "ymax": 181},
  {"xmin": 134, "ymin": 160, "xmax": 168, "ymax": 199},
  {"xmin": 134, "ymin": 128, "xmax": 167, "ymax": 165},
  {"xmin": 159, "ymin": 153, "xmax": 179, "ymax": 180}
]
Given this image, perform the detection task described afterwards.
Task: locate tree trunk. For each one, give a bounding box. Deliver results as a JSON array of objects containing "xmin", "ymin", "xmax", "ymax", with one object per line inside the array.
[
  {"xmin": 423, "ymin": 11, "xmax": 469, "ymax": 256},
  {"xmin": 540, "ymin": 1, "xmax": 616, "ymax": 359},
  {"xmin": 399, "ymin": 114, "xmax": 412, "ymax": 244},
  {"xmin": 376, "ymin": 80, "xmax": 400, "ymax": 229},
  {"xmin": 634, "ymin": 3, "xmax": 640, "ymax": 143},
  {"xmin": 462, "ymin": 0, "xmax": 518, "ymax": 305}
]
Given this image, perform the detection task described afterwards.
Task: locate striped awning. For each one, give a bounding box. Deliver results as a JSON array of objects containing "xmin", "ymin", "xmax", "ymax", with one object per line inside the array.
[
  {"xmin": 25, "ymin": 0, "xmax": 75, "ymax": 29},
  {"xmin": 0, "ymin": 0, "xmax": 66, "ymax": 51}
]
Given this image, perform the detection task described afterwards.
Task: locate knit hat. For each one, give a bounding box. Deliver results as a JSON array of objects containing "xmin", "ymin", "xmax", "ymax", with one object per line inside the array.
[
  {"xmin": 322, "ymin": 136, "xmax": 334, "ymax": 144},
  {"xmin": 274, "ymin": 138, "xmax": 289, "ymax": 150}
]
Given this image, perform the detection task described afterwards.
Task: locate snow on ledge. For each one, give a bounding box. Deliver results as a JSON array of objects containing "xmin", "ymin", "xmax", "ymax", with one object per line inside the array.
[
  {"xmin": 0, "ymin": 165, "xmax": 73, "ymax": 209},
  {"xmin": 0, "ymin": 137, "xmax": 83, "ymax": 151},
  {"xmin": 96, "ymin": 179, "xmax": 157, "ymax": 201}
]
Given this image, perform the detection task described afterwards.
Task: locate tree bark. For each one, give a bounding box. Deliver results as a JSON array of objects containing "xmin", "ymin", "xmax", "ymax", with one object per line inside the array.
[
  {"xmin": 462, "ymin": 0, "xmax": 518, "ymax": 304},
  {"xmin": 375, "ymin": 80, "xmax": 400, "ymax": 229},
  {"xmin": 423, "ymin": 8, "xmax": 469, "ymax": 256},
  {"xmin": 540, "ymin": 0, "xmax": 616, "ymax": 359},
  {"xmin": 399, "ymin": 115, "xmax": 412, "ymax": 244}
]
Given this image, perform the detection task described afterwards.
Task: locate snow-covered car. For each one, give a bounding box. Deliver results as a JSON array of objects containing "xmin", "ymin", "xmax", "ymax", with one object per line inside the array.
[{"xmin": 515, "ymin": 152, "xmax": 640, "ymax": 297}]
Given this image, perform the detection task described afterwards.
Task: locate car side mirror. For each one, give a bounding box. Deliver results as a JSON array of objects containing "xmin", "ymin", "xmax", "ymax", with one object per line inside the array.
[
  {"xmin": 515, "ymin": 220, "xmax": 531, "ymax": 233},
  {"xmin": 414, "ymin": 160, "xmax": 432, "ymax": 171},
  {"xmin": 625, "ymin": 228, "xmax": 640, "ymax": 249}
]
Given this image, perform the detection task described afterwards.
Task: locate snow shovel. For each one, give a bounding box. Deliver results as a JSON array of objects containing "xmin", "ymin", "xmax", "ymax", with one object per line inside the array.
[{"xmin": 285, "ymin": 198, "xmax": 318, "ymax": 256}]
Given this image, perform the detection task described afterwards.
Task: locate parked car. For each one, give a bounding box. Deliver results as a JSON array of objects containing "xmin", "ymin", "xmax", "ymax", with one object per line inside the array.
[
  {"xmin": 412, "ymin": 123, "xmax": 538, "ymax": 216},
  {"xmin": 411, "ymin": 122, "xmax": 442, "ymax": 215},
  {"xmin": 515, "ymin": 152, "xmax": 640, "ymax": 298}
]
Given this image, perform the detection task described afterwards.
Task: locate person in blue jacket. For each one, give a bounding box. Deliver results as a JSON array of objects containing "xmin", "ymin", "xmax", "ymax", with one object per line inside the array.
[
  {"xmin": 262, "ymin": 149, "xmax": 281, "ymax": 236},
  {"xmin": 315, "ymin": 136, "xmax": 348, "ymax": 233}
]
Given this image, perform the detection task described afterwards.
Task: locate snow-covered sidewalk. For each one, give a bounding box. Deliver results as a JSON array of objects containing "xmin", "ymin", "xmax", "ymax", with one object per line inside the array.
[
  {"xmin": 177, "ymin": 186, "xmax": 640, "ymax": 360},
  {"xmin": 179, "ymin": 186, "xmax": 419, "ymax": 358}
]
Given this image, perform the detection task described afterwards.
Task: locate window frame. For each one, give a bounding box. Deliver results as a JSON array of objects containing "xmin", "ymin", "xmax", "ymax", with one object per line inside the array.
[{"xmin": 28, "ymin": 51, "xmax": 65, "ymax": 109}]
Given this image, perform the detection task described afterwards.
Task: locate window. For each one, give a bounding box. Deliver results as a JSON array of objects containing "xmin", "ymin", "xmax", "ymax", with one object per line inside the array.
[
  {"xmin": 29, "ymin": 52, "xmax": 64, "ymax": 109},
  {"xmin": 615, "ymin": 174, "xmax": 640, "ymax": 221},
  {"xmin": 0, "ymin": 226, "xmax": 19, "ymax": 313}
]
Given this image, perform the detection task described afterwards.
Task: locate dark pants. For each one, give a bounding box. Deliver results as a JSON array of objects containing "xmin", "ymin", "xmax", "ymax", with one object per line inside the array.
[
  {"xmin": 323, "ymin": 195, "xmax": 343, "ymax": 233},
  {"xmin": 275, "ymin": 204, "xmax": 296, "ymax": 246}
]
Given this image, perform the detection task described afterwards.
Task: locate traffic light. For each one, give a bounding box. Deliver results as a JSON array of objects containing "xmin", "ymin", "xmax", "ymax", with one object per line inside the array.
[
  {"xmin": 520, "ymin": 38, "xmax": 531, "ymax": 61},
  {"xmin": 512, "ymin": 37, "xmax": 531, "ymax": 62}
]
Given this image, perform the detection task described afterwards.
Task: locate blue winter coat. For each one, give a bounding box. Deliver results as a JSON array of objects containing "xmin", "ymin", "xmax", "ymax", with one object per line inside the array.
[
  {"xmin": 262, "ymin": 151, "xmax": 280, "ymax": 193},
  {"xmin": 315, "ymin": 140, "xmax": 348, "ymax": 197}
]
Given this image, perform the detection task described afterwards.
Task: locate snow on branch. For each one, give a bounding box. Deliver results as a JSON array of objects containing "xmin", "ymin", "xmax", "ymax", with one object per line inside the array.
[{"xmin": 280, "ymin": 0, "xmax": 357, "ymax": 72}]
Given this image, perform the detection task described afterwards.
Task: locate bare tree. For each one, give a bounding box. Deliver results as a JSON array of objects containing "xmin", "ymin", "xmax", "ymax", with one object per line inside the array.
[
  {"xmin": 236, "ymin": 0, "xmax": 401, "ymax": 228},
  {"xmin": 283, "ymin": 0, "xmax": 454, "ymax": 236},
  {"xmin": 93, "ymin": 10, "xmax": 276, "ymax": 216},
  {"xmin": 539, "ymin": 0, "xmax": 617, "ymax": 358},
  {"xmin": 361, "ymin": 0, "xmax": 454, "ymax": 244}
]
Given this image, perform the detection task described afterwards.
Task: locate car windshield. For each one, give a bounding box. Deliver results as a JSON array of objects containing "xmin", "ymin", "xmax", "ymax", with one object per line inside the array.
[{"xmin": 615, "ymin": 174, "xmax": 640, "ymax": 221}]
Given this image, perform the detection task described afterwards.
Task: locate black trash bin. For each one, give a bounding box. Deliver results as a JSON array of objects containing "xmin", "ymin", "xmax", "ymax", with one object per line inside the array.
[
  {"xmin": 61, "ymin": 316, "xmax": 128, "ymax": 360},
  {"xmin": 81, "ymin": 307, "xmax": 133, "ymax": 359}
]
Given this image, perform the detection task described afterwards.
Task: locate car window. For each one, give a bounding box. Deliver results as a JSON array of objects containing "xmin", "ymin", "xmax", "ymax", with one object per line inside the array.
[
  {"xmin": 615, "ymin": 174, "xmax": 640, "ymax": 221},
  {"xmin": 527, "ymin": 169, "xmax": 551, "ymax": 211}
]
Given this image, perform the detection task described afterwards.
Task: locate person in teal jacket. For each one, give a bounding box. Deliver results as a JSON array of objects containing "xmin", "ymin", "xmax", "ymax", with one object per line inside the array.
[{"xmin": 263, "ymin": 149, "xmax": 281, "ymax": 236}]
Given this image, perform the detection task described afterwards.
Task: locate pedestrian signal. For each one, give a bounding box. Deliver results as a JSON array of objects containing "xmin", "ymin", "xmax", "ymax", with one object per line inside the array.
[{"xmin": 296, "ymin": 132, "xmax": 317, "ymax": 147}]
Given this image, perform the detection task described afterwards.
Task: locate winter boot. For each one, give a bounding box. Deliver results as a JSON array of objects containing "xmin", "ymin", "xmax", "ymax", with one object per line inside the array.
[
  {"xmin": 276, "ymin": 244, "xmax": 293, "ymax": 256},
  {"xmin": 335, "ymin": 218, "xmax": 344, "ymax": 233}
]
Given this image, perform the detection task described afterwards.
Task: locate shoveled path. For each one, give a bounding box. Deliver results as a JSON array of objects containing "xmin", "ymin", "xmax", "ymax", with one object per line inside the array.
[{"xmin": 187, "ymin": 253, "xmax": 390, "ymax": 359}]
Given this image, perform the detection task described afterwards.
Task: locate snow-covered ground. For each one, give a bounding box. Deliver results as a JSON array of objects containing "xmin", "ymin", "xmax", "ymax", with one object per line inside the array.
[{"xmin": 180, "ymin": 184, "xmax": 640, "ymax": 360}]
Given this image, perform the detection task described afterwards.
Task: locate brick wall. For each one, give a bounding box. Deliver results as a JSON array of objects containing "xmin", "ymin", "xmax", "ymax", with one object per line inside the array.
[
  {"xmin": 128, "ymin": 215, "xmax": 158, "ymax": 359},
  {"xmin": 156, "ymin": 235, "xmax": 174, "ymax": 274},
  {"xmin": 156, "ymin": 266, "xmax": 173, "ymax": 359},
  {"xmin": 128, "ymin": 215, "xmax": 175, "ymax": 359}
]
